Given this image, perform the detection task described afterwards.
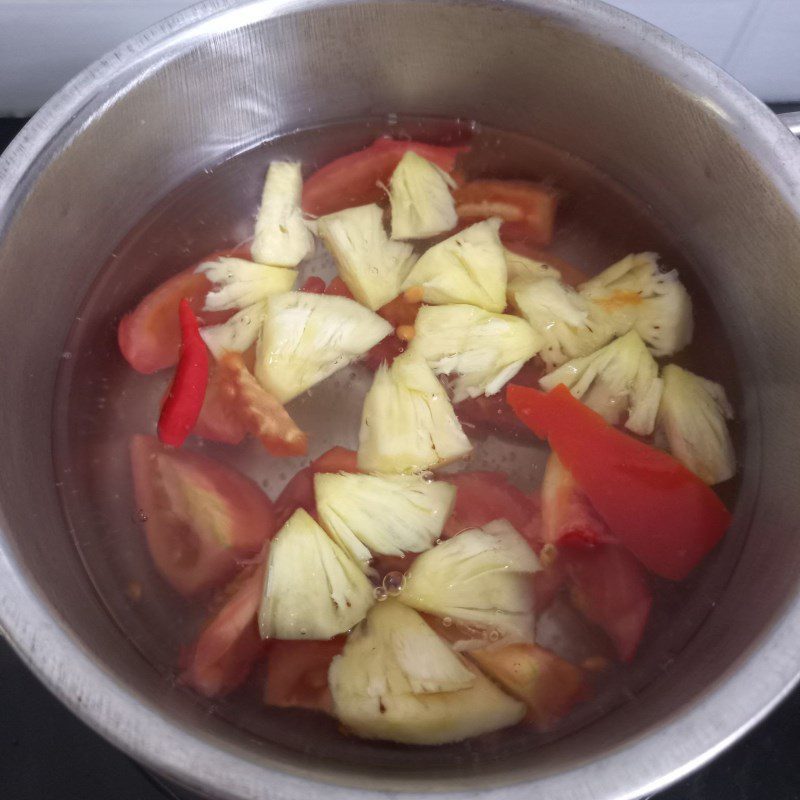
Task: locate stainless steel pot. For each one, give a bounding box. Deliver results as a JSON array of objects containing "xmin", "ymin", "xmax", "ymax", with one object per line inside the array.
[{"xmin": 2, "ymin": 1, "xmax": 800, "ymax": 798}]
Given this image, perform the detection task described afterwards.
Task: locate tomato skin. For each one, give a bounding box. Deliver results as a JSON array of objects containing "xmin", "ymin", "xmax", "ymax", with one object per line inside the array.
[
  {"xmin": 377, "ymin": 294, "xmax": 420, "ymax": 329},
  {"xmin": 264, "ymin": 639, "xmax": 346, "ymax": 713},
  {"xmin": 182, "ymin": 563, "xmax": 267, "ymax": 697},
  {"xmin": 443, "ymin": 471, "xmax": 537, "ymax": 539},
  {"xmin": 506, "ymin": 384, "xmax": 732, "ymax": 581},
  {"xmin": 273, "ymin": 467, "xmax": 315, "ymax": 529},
  {"xmin": 453, "ymin": 180, "xmax": 558, "ymax": 246},
  {"xmin": 561, "ymin": 543, "xmax": 652, "ymax": 662},
  {"xmin": 302, "ymin": 137, "xmax": 468, "ymax": 217},
  {"xmin": 129, "ymin": 435, "xmax": 276, "ymax": 596}
]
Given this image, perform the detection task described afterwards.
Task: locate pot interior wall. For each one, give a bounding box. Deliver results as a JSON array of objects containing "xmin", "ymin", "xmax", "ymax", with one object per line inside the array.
[{"xmin": 1, "ymin": 0, "xmax": 799, "ymax": 795}]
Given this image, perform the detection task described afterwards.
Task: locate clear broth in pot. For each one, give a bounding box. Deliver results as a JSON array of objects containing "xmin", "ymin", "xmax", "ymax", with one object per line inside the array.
[{"xmin": 52, "ymin": 117, "xmax": 743, "ymax": 767}]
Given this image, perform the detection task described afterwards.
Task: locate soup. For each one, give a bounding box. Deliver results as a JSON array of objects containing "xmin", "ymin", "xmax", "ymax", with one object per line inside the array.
[{"xmin": 53, "ymin": 118, "xmax": 739, "ymax": 759}]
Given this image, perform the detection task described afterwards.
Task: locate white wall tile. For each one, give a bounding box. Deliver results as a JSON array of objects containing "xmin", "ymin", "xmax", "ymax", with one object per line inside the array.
[{"xmin": 0, "ymin": 0, "xmax": 799, "ymax": 115}]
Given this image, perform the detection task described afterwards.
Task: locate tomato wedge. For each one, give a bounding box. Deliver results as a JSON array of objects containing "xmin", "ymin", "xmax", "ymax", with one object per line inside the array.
[
  {"xmin": 273, "ymin": 467, "xmax": 316, "ymax": 529},
  {"xmin": 507, "ymin": 384, "xmax": 732, "ymax": 581},
  {"xmin": 129, "ymin": 435, "xmax": 276, "ymax": 595},
  {"xmin": 469, "ymin": 644, "xmax": 587, "ymax": 730},
  {"xmin": 541, "ymin": 452, "xmax": 617, "ymax": 548},
  {"xmin": 264, "ymin": 639, "xmax": 346, "ymax": 714},
  {"xmin": 443, "ymin": 470, "xmax": 537, "ymax": 539},
  {"xmin": 182, "ymin": 562, "xmax": 266, "ymax": 697},
  {"xmin": 561, "ymin": 543, "xmax": 652, "ymax": 662},
  {"xmin": 299, "ymin": 276, "xmax": 327, "ymax": 294},
  {"xmin": 454, "ymin": 180, "xmax": 558, "ymax": 246},
  {"xmin": 194, "ymin": 365, "xmax": 248, "ymax": 445},
  {"xmin": 311, "ymin": 446, "xmax": 359, "ymax": 474},
  {"xmin": 217, "ymin": 352, "xmax": 308, "ymax": 456},
  {"xmin": 324, "ymin": 276, "xmax": 353, "ymax": 298},
  {"xmin": 118, "ymin": 247, "xmax": 251, "ymax": 374},
  {"xmin": 302, "ymin": 137, "xmax": 468, "ymax": 216},
  {"xmin": 455, "ymin": 359, "xmax": 544, "ymax": 439}
]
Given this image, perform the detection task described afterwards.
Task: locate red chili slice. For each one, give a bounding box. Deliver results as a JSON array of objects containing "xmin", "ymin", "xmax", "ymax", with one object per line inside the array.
[{"xmin": 157, "ymin": 299, "xmax": 209, "ymax": 447}]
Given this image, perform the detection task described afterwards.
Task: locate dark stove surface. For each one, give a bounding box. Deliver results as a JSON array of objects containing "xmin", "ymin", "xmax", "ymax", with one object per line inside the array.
[{"xmin": 2, "ymin": 115, "xmax": 800, "ymax": 800}]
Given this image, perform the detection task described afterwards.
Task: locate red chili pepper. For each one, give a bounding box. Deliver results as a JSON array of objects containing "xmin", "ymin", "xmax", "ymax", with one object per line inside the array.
[
  {"xmin": 157, "ymin": 298, "xmax": 209, "ymax": 447},
  {"xmin": 506, "ymin": 383, "xmax": 732, "ymax": 581}
]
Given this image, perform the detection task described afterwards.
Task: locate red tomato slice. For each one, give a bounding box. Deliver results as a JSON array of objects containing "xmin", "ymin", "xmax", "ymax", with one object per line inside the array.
[
  {"xmin": 264, "ymin": 639, "xmax": 345, "ymax": 714},
  {"xmin": 118, "ymin": 246, "xmax": 251, "ymax": 374},
  {"xmin": 533, "ymin": 562, "xmax": 566, "ymax": 612},
  {"xmin": 217, "ymin": 352, "xmax": 308, "ymax": 457},
  {"xmin": 129, "ymin": 435, "xmax": 276, "ymax": 595},
  {"xmin": 453, "ymin": 180, "xmax": 558, "ymax": 246},
  {"xmin": 299, "ymin": 276, "xmax": 327, "ymax": 294},
  {"xmin": 443, "ymin": 470, "xmax": 537, "ymax": 539},
  {"xmin": 506, "ymin": 384, "xmax": 732, "ymax": 581},
  {"xmin": 311, "ymin": 446, "xmax": 359, "ymax": 474},
  {"xmin": 302, "ymin": 137, "xmax": 468, "ymax": 216},
  {"xmin": 469, "ymin": 643, "xmax": 587, "ymax": 730},
  {"xmin": 118, "ymin": 267, "xmax": 212, "ymax": 374},
  {"xmin": 561, "ymin": 544, "xmax": 652, "ymax": 662},
  {"xmin": 455, "ymin": 359, "xmax": 545, "ymax": 439},
  {"xmin": 193, "ymin": 365, "xmax": 248, "ymax": 445},
  {"xmin": 363, "ymin": 335, "xmax": 406, "ymax": 371},
  {"xmin": 324, "ymin": 276, "xmax": 353, "ymax": 298},
  {"xmin": 182, "ymin": 562, "xmax": 266, "ymax": 697},
  {"xmin": 541, "ymin": 452, "xmax": 617, "ymax": 548},
  {"xmin": 274, "ymin": 467, "xmax": 316, "ymax": 529}
]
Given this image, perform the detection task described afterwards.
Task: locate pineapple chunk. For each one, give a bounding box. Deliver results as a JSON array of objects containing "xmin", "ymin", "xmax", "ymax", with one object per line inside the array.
[
  {"xmin": 258, "ymin": 508, "xmax": 374, "ymax": 640},
  {"xmin": 255, "ymin": 291, "xmax": 393, "ymax": 403},
  {"xmin": 329, "ymin": 600, "xmax": 525, "ymax": 744},
  {"xmin": 317, "ymin": 204, "xmax": 416, "ymax": 310},
  {"xmin": 539, "ymin": 330, "xmax": 663, "ymax": 435},
  {"xmin": 314, "ymin": 472, "xmax": 456, "ymax": 568},
  {"xmin": 400, "ymin": 219, "xmax": 507, "ymax": 312},
  {"xmin": 579, "ymin": 252, "xmax": 693, "ymax": 357},
  {"xmin": 200, "ymin": 302, "xmax": 268, "ymax": 359},
  {"xmin": 409, "ymin": 304, "xmax": 542, "ymax": 402},
  {"xmin": 508, "ymin": 276, "xmax": 615, "ymax": 369},
  {"xmin": 357, "ymin": 351, "xmax": 472, "ymax": 473},
  {"xmin": 400, "ymin": 520, "xmax": 540, "ymax": 643},
  {"xmin": 505, "ymin": 248, "xmax": 561, "ymax": 282},
  {"xmin": 197, "ymin": 257, "xmax": 297, "ymax": 311},
  {"xmin": 251, "ymin": 162, "xmax": 315, "ymax": 267},
  {"xmin": 655, "ymin": 364, "xmax": 735, "ymax": 484},
  {"xmin": 389, "ymin": 151, "xmax": 458, "ymax": 240}
]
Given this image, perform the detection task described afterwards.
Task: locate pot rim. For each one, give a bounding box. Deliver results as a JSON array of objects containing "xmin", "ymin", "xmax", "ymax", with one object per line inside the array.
[{"xmin": 1, "ymin": 1, "xmax": 800, "ymax": 799}]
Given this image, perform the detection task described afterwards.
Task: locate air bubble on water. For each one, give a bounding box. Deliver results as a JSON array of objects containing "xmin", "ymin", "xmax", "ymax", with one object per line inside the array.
[
  {"xmin": 488, "ymin": 630, "xmax": 500, "ymax": 643},
  {"xmin": 434, "ymin": 538, "xmax": 443, "ymax": 546},
  {"xmin": 300, "ymin": 628, "xmax": 307, "ymax": 636},
  {"xmin": 387, "ymin": 112, "xmax": 399, "ymax": 126},
  {"xmin": 442, "ymin": 616, "xmax": 453, "ymax": 627},
  {"xmin": 383, "ymin": 571, "xmax": 405, "ymax": 596},
  {"xmin": 373, "ymin": 585, "xmax": 389, "ymax": 602},
  {"xmin": 61, "ymin": 351, "xmax": 72, "ymax": 360},
  {"xmin": 132, "ymin": 509, "xmax": 148, "ymax": 524}
]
